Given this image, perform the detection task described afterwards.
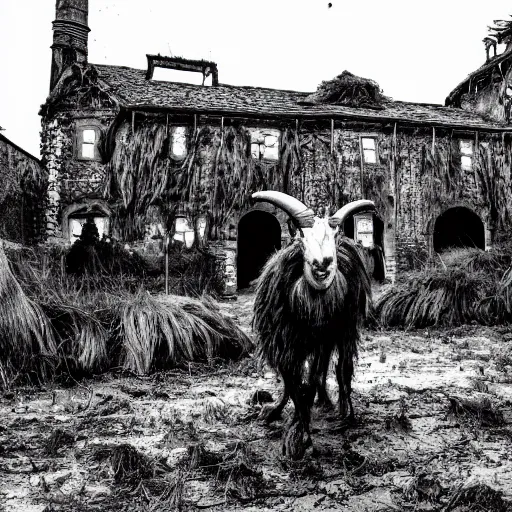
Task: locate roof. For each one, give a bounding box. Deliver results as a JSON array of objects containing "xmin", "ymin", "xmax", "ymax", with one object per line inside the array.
[
  {"xmin": 446, "ymin": 49, "xmax": 512, "ymax": 106},
  {"xmin": 94, "ymin": 63, "xmax": 512, "ymax": 131},
  {"xmin": 0, "ymin": 133, "xmax": 41, "ymax": 164}
]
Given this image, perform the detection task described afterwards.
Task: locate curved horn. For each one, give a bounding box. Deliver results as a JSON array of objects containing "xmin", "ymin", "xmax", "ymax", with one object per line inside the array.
[
  {"xmin": 329, "ymin": 199, "xmax": 376, "ymax": 228},
  {"xmin": 252, "ymin": 191, "xmax": 315, "ymax": 228}
]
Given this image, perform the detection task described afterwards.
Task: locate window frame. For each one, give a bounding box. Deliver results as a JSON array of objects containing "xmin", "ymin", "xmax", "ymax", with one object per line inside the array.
[
  {"xmin": 67, "ymin": 214, "xmax": 109, "ymax": 244},
  {"xmin": 249, "ymin": 128, "xmax": 280, "ymax": 162},
  {"xmin": 75, "ymin": 124, "xmax": 102, "ymax": 162},
  {"xmin": 459, "ymin": 139, "xmax": 474, "ymax": 171},
  {"xmin": 170, "ymin": 125, "xmax": 188, "ymax": 161},
  {"xmin": 359, "ymin": 135, "xmax": 379, "ymax": 165}
]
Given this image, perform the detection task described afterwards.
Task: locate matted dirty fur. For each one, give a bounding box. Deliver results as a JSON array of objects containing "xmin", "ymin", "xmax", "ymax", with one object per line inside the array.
[{"xmin": 253, "ymin": 236, "xmax": 371, "ymax": 380}]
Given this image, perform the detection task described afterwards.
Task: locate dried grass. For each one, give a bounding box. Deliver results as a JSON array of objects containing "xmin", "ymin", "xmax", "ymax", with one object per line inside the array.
[
  {"xmin": 448, "ymin": 395, "xmax": 504, "ymax": 427},
  {"xmin": 301, "ymin": 71, "xmax": 386, "ymax": 109},
  {"xmin": 110, "ymin": 444, "xmax": 156, "ymax": 484},
  {"xmin": 0, "ymin": 242, "xmax": 57, "ymax": 388},
  {"xmin": 186, "ymin": 441, "xmax": 265, "ymax": 501},
  {"xmin": 376, "ymin": 268, "xmax": 489, "ymax": 328},
  {"xmin": 115, "ymin": 292, "xmax": 251, "ymax": 374},
  {"xmin": 444, "ymin": 482, "xmax": 511, "ymax": 512}
]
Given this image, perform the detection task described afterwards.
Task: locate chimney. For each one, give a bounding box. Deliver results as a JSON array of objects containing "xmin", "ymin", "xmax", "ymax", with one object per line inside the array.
[{"xmin": 50, "ymin": 0, "xmax": 90, "ymax": 91}]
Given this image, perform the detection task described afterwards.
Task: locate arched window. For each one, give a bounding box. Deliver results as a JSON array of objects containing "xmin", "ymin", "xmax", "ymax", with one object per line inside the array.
[{"xmin": 62, "ymin": 201, "xmax": 111, "ymax": 243}]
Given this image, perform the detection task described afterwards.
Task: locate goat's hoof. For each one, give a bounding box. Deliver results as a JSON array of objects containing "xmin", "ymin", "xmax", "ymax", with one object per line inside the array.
[
  {"xmin": 315, "ymin": 398, "xmax": 334, "ymax": 413},
  {"xmin": 282, "ymin": 421, "xmax": 312, "ymax": 460},
  {"xmin": 339, "ymin": 412, "xmax": 356, "ymax": 427},
  {"xmin": 259, "ymin": 404, "xmax": 283, "ymax": 424}
]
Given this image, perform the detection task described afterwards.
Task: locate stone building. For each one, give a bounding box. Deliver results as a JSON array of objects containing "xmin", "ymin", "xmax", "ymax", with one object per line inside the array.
[
  {"xmin": 40, "ymin": 0, "xmax": 512, "ymax": 294},
  {"xmin": 0, "ymin": 130, "xmax": 46, "ymax": 244}
]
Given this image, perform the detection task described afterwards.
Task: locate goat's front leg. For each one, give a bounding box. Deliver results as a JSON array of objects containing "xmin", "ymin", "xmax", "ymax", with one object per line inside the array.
[
  {"xmin": 314, "ymin": 352, "xmax": 334, "ymax": 412},
  {"xmin": 280, "ymin": 366, "xmax": 314, "ymax": 459}
]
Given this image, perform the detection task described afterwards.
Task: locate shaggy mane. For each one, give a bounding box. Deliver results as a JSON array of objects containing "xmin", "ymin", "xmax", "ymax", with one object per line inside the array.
[{"xmin": 253, "ymin": 237, "xmax": 371, "ymax": 373}]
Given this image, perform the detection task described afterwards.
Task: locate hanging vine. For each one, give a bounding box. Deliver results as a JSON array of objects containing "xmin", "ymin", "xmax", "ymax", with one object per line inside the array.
[{"xmin": 104, "ymin": 117, "xmax": 305, "ymax": 241}]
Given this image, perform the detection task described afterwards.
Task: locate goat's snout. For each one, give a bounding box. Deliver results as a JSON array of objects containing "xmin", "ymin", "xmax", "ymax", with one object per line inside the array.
[
  {"xmin": 312, "ymin": 257, "xmax": 333, "ymax": 271},
  {"xmin": 311, "ymin": 256, "xmax": 335, "ymax": 283}
]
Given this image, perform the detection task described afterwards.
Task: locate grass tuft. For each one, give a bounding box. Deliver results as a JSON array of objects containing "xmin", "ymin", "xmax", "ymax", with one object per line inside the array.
[
  {"xmin": 448, "ymin": 395, "xmax": 504, "ymax": 427},
  {"xmin": 0, "ymin": 242, "xmax": 58, "ymax": 388},
  {"xmin": 110, "ymin": 444, "xmax": 156, "ymax": 484},
  {"xmin": 116, "ymin": 292, "xmax": 252, "ymax": 374}
]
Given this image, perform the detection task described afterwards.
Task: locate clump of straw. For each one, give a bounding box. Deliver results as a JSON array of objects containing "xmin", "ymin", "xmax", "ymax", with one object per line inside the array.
[{"xmin": 0, "ymin": 242, "xmax": 57, "ymax": 388}]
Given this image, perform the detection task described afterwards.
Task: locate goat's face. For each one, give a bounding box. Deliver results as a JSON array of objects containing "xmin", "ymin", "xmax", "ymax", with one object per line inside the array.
[
  {"xmin": 251, "ymin": 191, "xmax": 375, "ymax": 290},
  {"xmin": 300, "ymin": 218, "xmax": 338, "ymax": 291}
]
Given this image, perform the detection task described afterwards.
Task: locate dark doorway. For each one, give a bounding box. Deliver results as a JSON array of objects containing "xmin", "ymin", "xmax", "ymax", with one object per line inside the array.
[
  {"xmin": 237, "ymin": 211, "xmax": 281, "ymax": 289},
  {"xmin": 433, "ymin": 207, "xmax": 485, "ymax": 252},
  {"xmin": 343, "ymin": 213, "xmax": 386, "ymax": 282}
]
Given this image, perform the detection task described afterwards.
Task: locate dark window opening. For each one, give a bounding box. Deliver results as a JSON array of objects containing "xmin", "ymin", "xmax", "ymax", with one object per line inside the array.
[{"xmin": 237, "ymin": 211, "xmax": 281, "ymax": 289}]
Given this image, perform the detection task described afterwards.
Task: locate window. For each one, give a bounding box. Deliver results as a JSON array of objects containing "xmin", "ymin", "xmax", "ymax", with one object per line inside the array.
[
  {"xmin": 173, "ymin": 216, "xmax": 195, "ymax": 248},
  {"xmin": 460, "ymin": 140, "xmax": 473, "ymax": 170},
  {"xmin": 249, "ymin": 128, "xmax": 280, "ymax": 161},
  {"xmin": 171, "ymin": 126, "xmax": 187, "ymax": 159},
  {"xmin": 76, "ymin": 125, "xmax": 101, "ymax": 161},
  {"xmin": 69, "ymin": 216, "xmax": 107, "ymax": 244},
  {"xmin": 361, "ymin": 137, "xmax": 377, "ymax": 164}
]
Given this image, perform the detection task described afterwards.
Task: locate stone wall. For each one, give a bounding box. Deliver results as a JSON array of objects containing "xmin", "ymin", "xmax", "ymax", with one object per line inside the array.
[
  {"xmin": 40, "ymin": 109, "xmax": 116, "ymax": 240},
  {"xmin": 0, "ymin": 134, "xmax": 46, "ymax": 244},
  {"xmin": 42, "ymin": 108, "xmax": 512, "ymax": 289}
]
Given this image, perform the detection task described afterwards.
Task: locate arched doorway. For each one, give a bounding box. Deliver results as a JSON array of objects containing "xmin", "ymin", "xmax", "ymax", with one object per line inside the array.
[
  {"xmin": 237, "ymin": 211, "xmax": 281, "ymax": 289},
  {"xmin": 343, "ymin": 213, "xmax": 385, "ymax": 282},
  {"xmin": 433, "ymin": 207, "xmax": 485, "ymax": 252}
]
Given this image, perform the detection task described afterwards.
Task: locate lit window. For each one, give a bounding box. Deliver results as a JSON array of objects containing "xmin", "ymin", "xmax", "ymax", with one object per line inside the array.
[
  {"xmin": 81, "ymin": 129, "xmax": 96, "ymax": 159},
  {"xmin": 460, "ymin": 140, "xmax": 473, "ymax": 170},
  {"xmin": 249, "ymin": 128, "xmax": 280, "ymax": 161},
  {"xmin": 69, "ymin": 216, "xmax": 107, "ymax": 244},
  {"xmin": 361, "ymin": 137, "xmax": 377, "ymax": 164},
  {"xmin": 171, "ymin": 126, "xmax": 187, "ymax": 159},
  {"xmin": 173, "ymin": 216, "xmax": 194, "ymax": 248}
]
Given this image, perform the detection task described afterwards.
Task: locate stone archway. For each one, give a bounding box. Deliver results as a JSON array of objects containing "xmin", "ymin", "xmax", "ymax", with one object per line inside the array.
[
  {"xmin": 237, "ymin": 210, "xmax": 281, "ymax": 289},
  {"xmin": 433, "ymin": 207, "xmax": 485, "ymax": 252},
  {"xmin": 62, "ymin": 200, "xmax": 111, "ymax": 243}
]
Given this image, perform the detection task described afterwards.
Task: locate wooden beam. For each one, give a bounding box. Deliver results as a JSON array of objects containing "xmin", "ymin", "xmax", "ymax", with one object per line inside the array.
[
  {"xmin": 359, "ymin": 136, "xmax": 365, "ymax": 199},
  {"xmin": 330, "ymin": 119, "xmax": 334, "ymax": 154}
]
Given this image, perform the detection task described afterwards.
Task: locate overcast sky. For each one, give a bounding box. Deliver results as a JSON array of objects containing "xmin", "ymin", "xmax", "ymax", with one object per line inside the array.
[{"xmin": 1, "ymin": 0, "xmax": 511, "ymax": 158}]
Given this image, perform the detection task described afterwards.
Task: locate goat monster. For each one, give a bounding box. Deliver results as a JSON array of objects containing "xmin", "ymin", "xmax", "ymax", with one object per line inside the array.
[{"xmin": 252, "ymin": 191, "xmax": 374, "ymax": 459}]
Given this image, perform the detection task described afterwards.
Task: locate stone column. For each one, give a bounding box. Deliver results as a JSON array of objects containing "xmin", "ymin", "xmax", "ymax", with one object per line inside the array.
[
  {"xmin": 209, "ymin": 240, "xmax": 238, "ymax": 297},
  {"xmin": 43, "ymin": 119, "xmax": 65, "ymax": 239},
  {"xmin": 383, "ymin": 225, "xmax": 397, "ymax": 283}
]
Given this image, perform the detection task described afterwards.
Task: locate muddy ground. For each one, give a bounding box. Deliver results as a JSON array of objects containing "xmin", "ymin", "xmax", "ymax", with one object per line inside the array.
[{"xmin": 2, "ymin": 290, "xmax": 512, "ymax": 511}]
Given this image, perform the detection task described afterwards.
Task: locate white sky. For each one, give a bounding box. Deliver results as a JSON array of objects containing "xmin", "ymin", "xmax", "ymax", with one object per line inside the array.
[{"xmin": 0, "ymin": 0, "xmax": 511, "ymax": 158}]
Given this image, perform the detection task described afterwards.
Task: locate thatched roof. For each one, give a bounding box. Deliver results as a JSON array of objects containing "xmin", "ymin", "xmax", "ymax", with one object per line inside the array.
[
  {"xmin": 299, "ymin": 71, "xmax": 386, "ymax": 109},
  {"xmin": 445, "ymin": 48, "xmax": 512, "ymax": 107}
]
